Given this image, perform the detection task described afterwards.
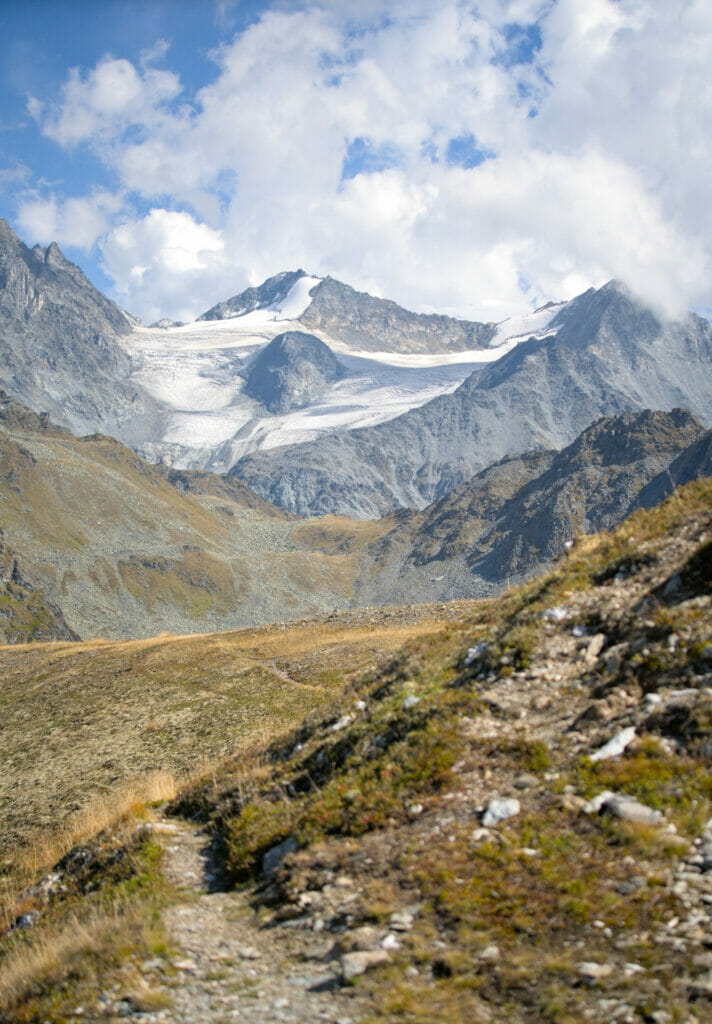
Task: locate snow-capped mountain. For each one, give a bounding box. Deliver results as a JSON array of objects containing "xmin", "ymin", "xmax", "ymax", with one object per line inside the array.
[
  {"xmin": 120, "ymin": 271, "xmax": 568, "ymax": 472},
  {"xmin": 232, "ymin": 280, "xmax": 712, "ymax": 517}
]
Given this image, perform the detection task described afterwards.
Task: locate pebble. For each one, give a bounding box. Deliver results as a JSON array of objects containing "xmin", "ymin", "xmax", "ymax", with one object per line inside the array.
[
  {"xmin": 514, "ymin": 772, "xmax": 538, "ymax": 789},
  {"xmin": 389, "ymin": 910, "xmax": 414, "ymax": 932},
  {"xmin": 479, "ymin": 943, "xmax": 500, "ymax": 962},
  {"xmin": 238, "ymin": 945, "xmax": 261, "ymax": 960},
  {"xmin": 332, "ymin": 714, "xmax": 354, "ymax": 732}
]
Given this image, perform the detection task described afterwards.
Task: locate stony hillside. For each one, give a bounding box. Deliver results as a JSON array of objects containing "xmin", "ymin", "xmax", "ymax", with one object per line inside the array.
[
  {"xmin": 2, "ymin": 392, "xmax": 710, "ymax": 640},
  {"xmin": 0, "ymin": 220, "xmax": 154, "ymax": 437},
  {"xmin": 354, "ymin": 409, "xmax": 708, "ymax": 605},
  {"xmin": 1, "ymin": 477, "xmax": 711, "ymax": 1023},
  {"xmin": 0, "ymin": 531, "xmax": 78, "ymax": 643},
  {"xmin": 0, "ymin": 392, "xmax": 371, "ymax": 639},
  {"xmin": 233, "ymin": 281, "xmax": 712, "ymax": 517}
]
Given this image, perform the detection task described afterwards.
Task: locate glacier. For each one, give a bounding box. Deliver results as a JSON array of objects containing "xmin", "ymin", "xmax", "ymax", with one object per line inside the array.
[{"xmin": 120, "ymin": 276, "xmax": 567, "ymax": 473}]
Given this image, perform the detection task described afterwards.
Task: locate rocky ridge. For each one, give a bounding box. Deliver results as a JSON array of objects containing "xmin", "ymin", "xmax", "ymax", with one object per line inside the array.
[
  {"xmin": 353, "ymin": 408, "xmax": 708, "ymax": 606},
  {"xmin": 299, "ymin": 276, "xmax": 498, "ymax": 354},
  {"xmin": 232, "ymin": 281, "xmax": 712, "ymax": 518},
  {"xmin": 198, "ymin": 270, "xmax": 309, "ymax": 321},
  {"xmin": 0, "ymin": 220, "xmax": 154, "ymax": 437}
]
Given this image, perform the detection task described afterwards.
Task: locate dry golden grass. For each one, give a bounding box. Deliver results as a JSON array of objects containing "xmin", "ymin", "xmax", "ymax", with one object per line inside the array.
[
  {"xmin": 291, "ymin": 514, "xmax": 393, "ymax": 555},
  {"xmin": 15, "ymin": 772, "xmax": 177, "ymax": 882},
  {"xmin": 0, "ymin": 914, "xmax": 109, "ymax": 1012},
  {"xmin": 0, "ymin": 602, "xmax": 468, "ymax": 920}
]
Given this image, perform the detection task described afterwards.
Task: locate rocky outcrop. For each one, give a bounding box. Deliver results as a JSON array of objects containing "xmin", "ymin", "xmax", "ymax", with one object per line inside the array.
[
  {"xmin": 232, "ymin": 281, "xmax": 712, "ymax": 518},
  {"xmin": 0, "ymin": 219, "xmax": 154, "ymax": 436},
  {"xmin": 242, "ymin": 331, "xmax": 344, "ymax": 413},
  {"xmin": 299, "ymin": 276, "xmax": 497, "ymax": 354}
]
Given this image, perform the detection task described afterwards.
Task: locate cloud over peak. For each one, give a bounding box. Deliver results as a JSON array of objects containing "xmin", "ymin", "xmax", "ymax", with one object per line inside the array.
[{"xmin": 16, "ymin": 0, "xmax": 712, "ymax": 323}]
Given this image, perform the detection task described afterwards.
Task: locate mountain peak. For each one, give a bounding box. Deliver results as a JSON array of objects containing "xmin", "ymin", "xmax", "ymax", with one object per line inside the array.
[{"xmin": 198, "ymin": 269, "xmax": 312, "ymax": 321}]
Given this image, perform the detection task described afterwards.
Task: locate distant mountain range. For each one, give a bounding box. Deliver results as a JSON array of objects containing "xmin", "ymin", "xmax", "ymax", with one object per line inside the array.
[
  {"xmin": 1, "ymin": 218, "xmax": 712, "ymax": 639},
  {"xmin": 0, "ymin": 220, "xmax": 572, "ymax": 476},
  {"xmin": 233, "ymin": 281, "xmax": 712, "ymax": 517},
  {"xmin": 1, "ymin": 385, "xmax": 710, "ymax": 639}
]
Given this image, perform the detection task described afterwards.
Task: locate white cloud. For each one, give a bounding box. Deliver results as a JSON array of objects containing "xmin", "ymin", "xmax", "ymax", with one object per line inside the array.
[
  {"xmin": 100, "ymin": 209, "xmax": 231, "ymax": 324},
  {"xmin": 17, "ymin": 190, "xmax": 123, "ymax": 249},
  {"xmin": 26, "ymin": 0, "xmax": 712, "ymax": 322},
  {"xmin": 31, "ymin": 56, "xmax": 182, "ymax": 147}
]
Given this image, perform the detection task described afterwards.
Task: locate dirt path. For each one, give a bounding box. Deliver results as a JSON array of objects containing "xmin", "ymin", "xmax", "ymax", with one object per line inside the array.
[{"xmin": 136, "ymin": 815, "xmax": 367, "ymax": 1023}]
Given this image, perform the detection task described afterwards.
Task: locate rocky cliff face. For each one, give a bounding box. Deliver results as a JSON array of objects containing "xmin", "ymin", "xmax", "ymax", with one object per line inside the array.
[
  {"xmin": 232, "ymin": 281, "xmax": 712, "ymax": 518},
  {"xmin": 243, "ymin": 331, "xmax": 345, "ymax": 413},
  {"xmin": 0, "ymin": 220, "xmax": 154, "ymax": 436},
  {"xmin": 299, "ymin": 276, "xmax": 497, "ymax": 354}
]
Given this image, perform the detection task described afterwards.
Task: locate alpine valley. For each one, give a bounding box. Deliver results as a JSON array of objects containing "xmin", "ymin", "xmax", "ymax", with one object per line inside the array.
[
  {"xmin": 2, "ymin": 218, "xmax": 712, "ymax": 1023},
  {"xmin": 1, "ymin": 218, "xmax": 712, "ymax": 640}
]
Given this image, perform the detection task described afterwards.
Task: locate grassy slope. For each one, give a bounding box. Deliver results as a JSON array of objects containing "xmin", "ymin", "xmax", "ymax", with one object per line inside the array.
[
  {"xmin": 172, "ymin": 477, "xmax": 712, "ymax": 1023},
  {"xmin": 0, "ymin": 422, "xmax": 386, "ymax": 639},
  {"xmin": 1, "ymin": 479, "xmax": 711, "ymax": 1022},
  {"xmin": 0, "ymin": 604, "xmax": 464, "ymax": 864}
]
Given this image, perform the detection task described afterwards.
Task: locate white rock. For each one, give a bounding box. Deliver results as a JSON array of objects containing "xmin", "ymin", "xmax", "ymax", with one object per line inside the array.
[
  {"xmin": 578, "ymin": 961, "xmax": 613, "ymax": 979},
  {"xmin": 589, "ymin": 726, "xmax": 636, "ymax": 762},
  {"xmin": 403, "ymin": 695, "xmax": 421, "ymax": 710},
  {"xmin": 482, "ymin": 797, "xmax": 520, "ymax": 827},
  {"xmin": 389, "ymin": 910, "xmax": 414, "ymax": 932},
  {"xmin": 585, "ymin": 791, "xmax": 663, "ymax": 825},
  {"xmin": 464, "ymin": 642, "xmax": 488, "ymax": 666},
  {"xmin": 332, "ymin": 714, "xmax": 354, "ymax": 731},
  {"xmin": 341, "ymin": 949, "xmax": 390, "ymax": 981},
  {"xmin": 542, "ymin": 606, "xmax": 568, "ymax": 622},
  {"xmin": 582, "ymin": 790, "xmax": 616, "ymax": 815},
  {"xmin": 479, "ymin": 943, "xmax": 500, "ymax": 962},
  {"xmin": 604, "ymin": 794, "xmax": 663, "ymax": 826}
]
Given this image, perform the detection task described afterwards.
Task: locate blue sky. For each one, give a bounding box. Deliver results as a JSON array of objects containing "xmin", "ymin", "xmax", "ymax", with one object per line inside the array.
[{"xmin": 1, "ymin": 1, "xmax": 710, "ymax": 324}]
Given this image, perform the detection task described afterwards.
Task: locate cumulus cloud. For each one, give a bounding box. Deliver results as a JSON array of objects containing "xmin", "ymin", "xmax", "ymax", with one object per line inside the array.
[
  {"xmin": 30, "ymin": 56, "xmax": 182, "ymax": 147},
  {"xmin": 17, "ymin": 190, "xmax": 123, "ymax": 249},
  {"xmin": 26, "ymin": 0, "xmax": 712, "ymax": 322},
  {"xmin": 100, "ymin": 209, "xmax": 232, "ymax": 324}
]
